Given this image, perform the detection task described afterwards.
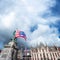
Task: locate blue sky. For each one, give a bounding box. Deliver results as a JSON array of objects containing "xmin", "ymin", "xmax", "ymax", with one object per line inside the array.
[{"xmin": 0, "ymin": 0, "xmax": 60, "ymax": 49}]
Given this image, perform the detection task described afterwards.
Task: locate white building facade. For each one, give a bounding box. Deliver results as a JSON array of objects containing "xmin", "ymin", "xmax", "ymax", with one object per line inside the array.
[{"xmin": 30, "ymin": 46, "xmax": 60, "ymax": 60}]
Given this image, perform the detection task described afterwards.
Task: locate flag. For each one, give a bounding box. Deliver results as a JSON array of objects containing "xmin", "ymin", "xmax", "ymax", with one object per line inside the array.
[{"xmin": 15, "ymin": 30, "xmax": 27, "ymax": 40}]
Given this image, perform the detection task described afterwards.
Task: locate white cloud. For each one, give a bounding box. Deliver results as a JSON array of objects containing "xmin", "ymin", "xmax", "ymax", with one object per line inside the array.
[
  {"xmin": 46, "ymin": 16, "xmax": 60, "ymax": 24},
  {"xmin": 1, "ymin": 12, "xmax": 15, "ymax": 28},
  {"xmin": 0, "ymin": 0, "xmax": 59, "ymax": 47},
  {"xmin": 29, "ymin": 30, "xmax": 58, "ymax": 47},
  {"xmin": 30, "ymin": 24, "xmax": 50, "ymax": 39}
]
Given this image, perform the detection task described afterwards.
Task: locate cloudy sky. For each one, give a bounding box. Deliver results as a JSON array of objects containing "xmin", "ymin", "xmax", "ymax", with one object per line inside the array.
[{"xmin": 0, "ymin": 0, "xmax": 60, "ymax": 49}]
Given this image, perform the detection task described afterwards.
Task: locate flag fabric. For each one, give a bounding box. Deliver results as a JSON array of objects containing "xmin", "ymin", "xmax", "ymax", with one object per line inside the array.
[{"xmin": 15, "ymin": 30, "xmax": 27, "ymax": 40}]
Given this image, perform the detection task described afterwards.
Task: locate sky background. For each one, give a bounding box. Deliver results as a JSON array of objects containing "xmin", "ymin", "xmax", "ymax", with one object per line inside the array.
[{"xmin": 0, "ymin": 0, "xmax": 60, "ymax": 49}]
